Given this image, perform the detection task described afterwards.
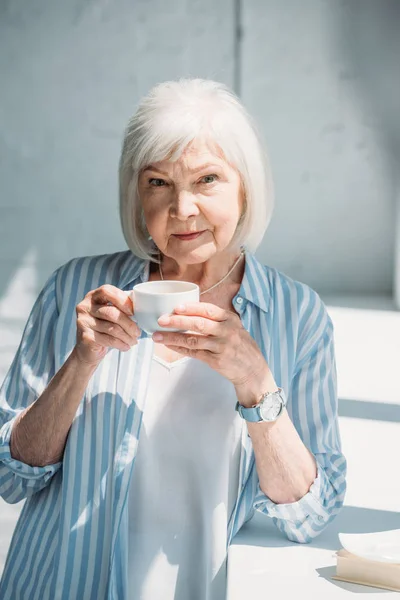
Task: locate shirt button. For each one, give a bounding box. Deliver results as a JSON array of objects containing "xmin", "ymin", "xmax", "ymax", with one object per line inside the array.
[
  {"xmin": 236, "ymin": 297, "xmax": 243, "ymax": 305},
  {"xmin": 318, "ymin": 515, "xmax": 324, "ymax": 522}
]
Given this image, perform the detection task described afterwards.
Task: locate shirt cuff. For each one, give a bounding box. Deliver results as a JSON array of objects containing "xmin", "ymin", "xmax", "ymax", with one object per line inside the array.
[
  {"xmin": 0, "ymin": 414, "xmax": 62, "ymax": 480},
  {"xmin": 253, "ymin": 460, "xmax": 330, "ymax": 524}
]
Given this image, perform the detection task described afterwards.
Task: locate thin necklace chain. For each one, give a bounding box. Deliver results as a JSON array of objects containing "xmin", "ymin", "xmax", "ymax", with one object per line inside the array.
[{"xmin": 158, "ymin": 247, "xmax": 245, "ymax": 296}]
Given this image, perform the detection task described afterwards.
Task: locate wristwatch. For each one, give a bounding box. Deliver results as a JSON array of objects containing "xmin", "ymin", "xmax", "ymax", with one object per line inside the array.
[{"xmin": 235, "ymin": 387, "xmax": 287, "ymax": 423}]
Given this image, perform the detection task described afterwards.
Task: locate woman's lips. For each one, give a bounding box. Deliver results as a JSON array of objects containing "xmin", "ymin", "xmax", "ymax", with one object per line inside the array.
[{"xmin": 172, "ymin": 231, "xmax": 205, "ymax": 241}]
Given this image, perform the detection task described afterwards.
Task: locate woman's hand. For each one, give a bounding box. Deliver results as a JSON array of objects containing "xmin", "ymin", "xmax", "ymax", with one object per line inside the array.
[
  {"xmin": 152, "ymin": 302, "xmax": 269, "ymax": 389},
  {"xmin": 74, "ymin": 285, "xmax": 141, "ymax": 366}
]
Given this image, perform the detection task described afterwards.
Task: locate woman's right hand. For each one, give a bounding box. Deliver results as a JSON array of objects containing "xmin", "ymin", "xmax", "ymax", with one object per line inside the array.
[{"xmin": 74, "ymin": 284, "xmax": 140, "ymax": 366}]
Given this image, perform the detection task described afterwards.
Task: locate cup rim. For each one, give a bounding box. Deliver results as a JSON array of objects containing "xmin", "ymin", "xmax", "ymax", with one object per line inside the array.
[{"xmin": 132, "ymin": 280, "xmax": 199, "ymax": 295}]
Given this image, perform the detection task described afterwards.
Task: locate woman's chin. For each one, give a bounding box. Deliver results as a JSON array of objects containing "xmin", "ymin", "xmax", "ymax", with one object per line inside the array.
[{"xmin": 167, "ymin": 238, "xmax": 217, "ymax": 260}]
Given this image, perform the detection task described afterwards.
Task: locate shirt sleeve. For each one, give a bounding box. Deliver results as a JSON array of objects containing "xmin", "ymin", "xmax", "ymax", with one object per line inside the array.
[
  {"xmin": 0, "ymin": 267, "xmax": 63, "ymax": 504},
  {"xmin": 253, "ymin": 309, "xmax": 347, "ymax": 543}
]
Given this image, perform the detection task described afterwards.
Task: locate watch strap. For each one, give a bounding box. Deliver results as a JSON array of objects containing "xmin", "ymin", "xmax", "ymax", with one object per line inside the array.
[
  {"xmin": 235, "ymin": 387, "xmax": 286, "ymax": 422},
  {"xmin": 235, "ymin": 403, "xmax": 263, "ymax": 422}
]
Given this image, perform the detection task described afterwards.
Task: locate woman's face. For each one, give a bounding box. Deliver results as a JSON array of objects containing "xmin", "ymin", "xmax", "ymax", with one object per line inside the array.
[{"xmin": 138, "ymin": 138, "xmax": 244, "ymax": 263}]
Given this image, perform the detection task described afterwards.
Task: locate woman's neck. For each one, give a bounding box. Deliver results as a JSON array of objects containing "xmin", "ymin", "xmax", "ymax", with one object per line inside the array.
[{"xmin": 151, "ymin": 247, "xmax": 245, "ymax": 293}]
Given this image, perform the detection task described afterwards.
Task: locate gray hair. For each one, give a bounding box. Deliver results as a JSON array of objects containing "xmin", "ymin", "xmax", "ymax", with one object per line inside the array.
[{"xmin": 118, "ymin": 78, "xmax": 274, "ymax": 261}]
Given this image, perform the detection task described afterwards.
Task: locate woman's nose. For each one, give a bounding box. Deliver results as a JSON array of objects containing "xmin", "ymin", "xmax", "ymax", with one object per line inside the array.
[{"xmin": 170, "ymin": 191, "xmax": 200, "ymax": 219}]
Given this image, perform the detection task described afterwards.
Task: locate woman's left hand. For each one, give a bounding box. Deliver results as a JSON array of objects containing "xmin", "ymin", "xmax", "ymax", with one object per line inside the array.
[{"xmin": 152, "ymin": 302, "xmax": 269, "ymax": 388}]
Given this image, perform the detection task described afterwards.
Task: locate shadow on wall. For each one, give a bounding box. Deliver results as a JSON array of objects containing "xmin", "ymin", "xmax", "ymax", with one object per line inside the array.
[
  {"xmin": 334, "ymin": 0, "xmax": 400, "ymax": 161},
  {"xmin": 338, "ymin": 398, "xmax": 400, "ymax": 423},
  {"xmin": 333, "ymin": 0, "xmax": 400, "ymax": 308},
  {"xmin": 0, "ymin": 3, "xmax": 134, "ymax": 308}
]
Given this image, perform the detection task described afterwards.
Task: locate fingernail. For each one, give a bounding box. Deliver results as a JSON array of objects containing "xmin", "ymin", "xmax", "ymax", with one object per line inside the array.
[
  {"xmin": 175, "ymin": 304, "xmax": 186, "ymax": 312},
  {"xmin": 153, "ymin": 332, "xmax": 163, "ymax": 341},
  {"xmin": 158, "ymin": 315, "xmax": 170, "ymax": 325}
]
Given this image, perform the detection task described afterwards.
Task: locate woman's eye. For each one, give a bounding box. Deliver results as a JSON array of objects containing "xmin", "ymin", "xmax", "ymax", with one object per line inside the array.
[
  {"xmin": 149, "ymin": 178, "xmax": 166, "ymax": 187},
  {"xmin": 200, "ymin": 174, "xmax": 219, "ymax": 184}
]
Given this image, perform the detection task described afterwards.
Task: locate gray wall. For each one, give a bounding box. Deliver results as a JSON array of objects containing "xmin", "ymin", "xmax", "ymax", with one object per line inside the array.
[
  {"xmin": 0, "ymin": 0, "xmax": 235, "ymax": 289},
  {"xmin": 243, "ymin": 0, "xmax": 397, "ymax": 295},
  {"xmin": 0, "ymin": 0, "xmax": 398, "ymax": 377}
]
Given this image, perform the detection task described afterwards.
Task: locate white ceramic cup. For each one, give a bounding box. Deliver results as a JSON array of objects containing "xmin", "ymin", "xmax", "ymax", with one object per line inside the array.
[{"xmin": 128, "ymin": 280, "xmax": 200, "ymax": 334}]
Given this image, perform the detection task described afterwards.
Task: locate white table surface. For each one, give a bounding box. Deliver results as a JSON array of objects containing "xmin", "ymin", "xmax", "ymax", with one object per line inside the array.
[{"xmin": 227, "ymin": 510, "xmax": 399, "ymax": 599}]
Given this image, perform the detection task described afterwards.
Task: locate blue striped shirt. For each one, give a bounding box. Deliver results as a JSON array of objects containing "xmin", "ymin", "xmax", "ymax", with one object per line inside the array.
[{"xmin": 0, "ymin": 248, "xmax": 346, "ymax": 599}]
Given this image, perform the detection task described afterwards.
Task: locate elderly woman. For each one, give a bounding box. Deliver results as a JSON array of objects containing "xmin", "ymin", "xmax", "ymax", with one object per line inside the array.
[{"xmin": 0, "ymin": 78, "xmax": 346, "ymax": 600}]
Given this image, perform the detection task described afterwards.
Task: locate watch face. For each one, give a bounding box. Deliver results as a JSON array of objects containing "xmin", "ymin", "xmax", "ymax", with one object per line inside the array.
[{"xmin": 260, "ymin": 393, "xmax": 282, "ymax": 421}]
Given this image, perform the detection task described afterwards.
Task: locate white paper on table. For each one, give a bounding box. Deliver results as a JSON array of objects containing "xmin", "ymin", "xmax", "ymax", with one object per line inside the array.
[{"xmin": 339, "ymin": 529, "xmax": 400, "ymax": 563}]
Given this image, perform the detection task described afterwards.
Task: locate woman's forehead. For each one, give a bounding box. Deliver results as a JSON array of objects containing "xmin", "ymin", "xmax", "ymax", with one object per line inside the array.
[{"xmin": 151, "ymin": 138, "xmax": 228, "ymax": 171}]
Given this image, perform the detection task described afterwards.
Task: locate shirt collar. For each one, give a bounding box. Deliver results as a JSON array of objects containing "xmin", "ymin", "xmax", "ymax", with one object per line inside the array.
[
  {"xmin": 118, "ymin": 248, "xmax": 270, "ymax": 313},
  {"xmin": 118, "ymin": 250, "xmax": 149, "ymax": 290},
  {"xmin": 237, "ymin": 249, "xmax": 270, "ymax": 313}
]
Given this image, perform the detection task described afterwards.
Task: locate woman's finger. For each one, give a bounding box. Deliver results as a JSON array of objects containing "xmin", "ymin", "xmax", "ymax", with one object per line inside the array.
[
  {"xmin": 172, "ymin": 302, "xmax": 229, "ymax": 321},
  {"xmin": 92, "ymin": 303, "xmax": 140, "ymax": 338},
  {"xmin": 153, "ymin": 331, "xmax": 222, "ymax": 353},
  {"xmin": 81, "ymin": 329, "xmax": 132, "ymax": 352},
  {"xmin": 157, "ymin": 314, "xmax": 218, "ymax": 336},
  {"xmin": 163, "ymin": 344, "xmax": 215, "ymax": 363},
  {"xmin": 81, "ymin": 315, "xmax": 138, "ymax": 347},
  {"xmin": 92, "ymin": 284, "xmax": 134, "ymax": 316}
]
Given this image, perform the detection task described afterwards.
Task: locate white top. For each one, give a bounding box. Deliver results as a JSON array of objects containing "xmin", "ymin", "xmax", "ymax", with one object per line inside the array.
[{"xmin": 128, "ymin": 353, "xmax": 243, "ymax": 600}]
